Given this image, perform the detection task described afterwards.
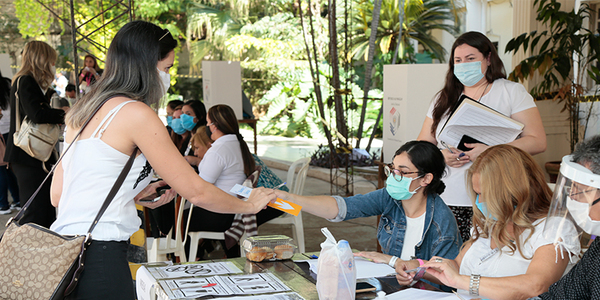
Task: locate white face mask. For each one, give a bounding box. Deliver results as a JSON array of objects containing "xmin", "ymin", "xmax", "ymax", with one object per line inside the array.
[
  {"xmin": 566, "ymin": 196, "xmax": 600, "ymax": 235},
  {"xmin": 157, "ymin": 68, "xmax": 171, "ymax": 96}
]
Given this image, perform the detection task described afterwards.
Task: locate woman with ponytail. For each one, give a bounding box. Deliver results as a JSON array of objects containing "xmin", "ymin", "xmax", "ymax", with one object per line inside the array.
[
  {"xmin": 184, "ymin": 104, "xmax": 276, "ymax": 259},
  {"xmin": 275, "ymin": 140, "xmax": 461, "ymax": 289}
]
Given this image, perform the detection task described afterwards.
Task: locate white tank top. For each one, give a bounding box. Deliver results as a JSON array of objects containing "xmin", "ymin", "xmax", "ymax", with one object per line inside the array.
[{"xmin": 50, "ymin": 101, "xmax": 152, "ymax": 241}]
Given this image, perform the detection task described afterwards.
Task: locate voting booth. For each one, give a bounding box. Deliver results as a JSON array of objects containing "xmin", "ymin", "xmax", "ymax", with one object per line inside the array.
[
  {"xmin": 382, "ymin": 64, "xmax": 447, "ymax": 162},
  {"xmin": 202, "ymin": 61, "xmax": 243, "ymax": 120}
]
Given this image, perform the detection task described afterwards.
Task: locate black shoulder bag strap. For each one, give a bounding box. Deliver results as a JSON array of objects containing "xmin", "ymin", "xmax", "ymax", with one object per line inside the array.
[{"xmin": 9, "ymin": 97, "xmax": 137, "ymax": 229}]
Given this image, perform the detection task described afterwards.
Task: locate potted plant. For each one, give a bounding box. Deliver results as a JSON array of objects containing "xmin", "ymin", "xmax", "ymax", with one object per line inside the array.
[{"xmin": 505, "ymin": 0, "xmax": 600, "ymax": 181}]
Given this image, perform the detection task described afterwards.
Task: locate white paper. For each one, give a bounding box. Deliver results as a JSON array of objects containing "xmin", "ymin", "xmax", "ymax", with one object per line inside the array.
[
  {"xmin": 149, "ymin": 261, "xmax": 242, "ymax": 279},
  {"xmin": 304, "ymin": 257, "xmax": 396, "ymax": 279},
  {"xmin": 160, "ymin": 273, "xmax": 291, "ymax": 299},
  {"xmin": 439, "ymin": 99, "xmax": 523, "ymax": 148},
  {"xmin": 384, "ymin": 288, "xmax": 459, "ymax": 300},
  {"xmin": 231, "ymin": 183, "xmax": 252, "ymax": 198}
]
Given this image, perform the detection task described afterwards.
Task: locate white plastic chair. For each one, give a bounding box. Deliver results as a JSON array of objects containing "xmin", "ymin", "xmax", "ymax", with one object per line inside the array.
[
  {"xmin": 146, "ymin": 196, "xmax": 187, "ymax": 263},
  {"xmin": 183, "ymin": 200, "xmax": 227, "ymax": 261},
  {"xmin": 265, "ymin": 157, "xmax": 311, "ymax": 253}
]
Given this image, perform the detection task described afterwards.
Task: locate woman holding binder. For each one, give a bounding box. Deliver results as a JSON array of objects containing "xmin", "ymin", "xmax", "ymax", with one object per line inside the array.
[{"xmin": 417, "ymin": 31, "xmax": 546, "ymax": 242}]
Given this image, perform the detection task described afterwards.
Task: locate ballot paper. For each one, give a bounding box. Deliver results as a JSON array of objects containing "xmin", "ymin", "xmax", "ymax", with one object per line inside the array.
[
  {"xmin": 230, "ymin": 184, "xmax": 303, "ymax": 216},
  {"xmin": 159, "ymin": 273, "xmax": 291, "ymax": 299},
  {"xmin": 149, "ymin": 261, "xmax": 242, "ymax": 279},
  {"xmin": 304, "ymin": 257, "xmax": 396, "ymax": 279},
  {"xmin": 384, "ymin": 289, "xmax": 459, "ymax": 299}
]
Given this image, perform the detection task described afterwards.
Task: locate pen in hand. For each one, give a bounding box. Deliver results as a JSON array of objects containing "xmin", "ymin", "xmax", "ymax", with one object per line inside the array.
[
  {"xmin": 440, "ymin": 141, "xmax": 455, "ymax": 154},
  {"xmin": 274, "ymin": 182, "xmax": 287, "ymax": 189}
]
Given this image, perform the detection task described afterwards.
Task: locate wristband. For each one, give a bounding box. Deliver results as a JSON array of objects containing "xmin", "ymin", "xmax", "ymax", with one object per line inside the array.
[
  {"xmin": 416, "ymin": 258, "xmax": 424, "ymax": 267},
  {"xmin": 388, "ymin": 256, "xmax": 399, "ymax": 268},
  {"xmin": 469, "ymin": 274, "xmax": 481, "ymax": 296}
]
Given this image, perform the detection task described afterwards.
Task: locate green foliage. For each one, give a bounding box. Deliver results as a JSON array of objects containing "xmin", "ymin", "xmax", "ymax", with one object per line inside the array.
[
  {"xmin": 505, "ymin": 0, "xmax": 600, "ymax": 150},
  {"xmin": 257, "ymin": 65, "xmax": 382, "ymax": 139},
  {"xmin": 350, "ymin": 0, "xmax": 460, "ymax": 64},
  {"xmin": 14, "ymin": 0, "xmax": 52, "ymax": 39}
]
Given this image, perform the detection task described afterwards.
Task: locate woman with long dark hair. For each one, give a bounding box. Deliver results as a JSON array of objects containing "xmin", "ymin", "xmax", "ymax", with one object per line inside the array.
[
  {"xmin": 417, "ymin": 31, "xmax": 546, "ymax": 242},
  {"xmin": 5, "ymin": 41, "xmax": 66, "ymax": 227},
  {"xmin": 48, "ymin": 21, "xmax": 274, "ymax": 299}
]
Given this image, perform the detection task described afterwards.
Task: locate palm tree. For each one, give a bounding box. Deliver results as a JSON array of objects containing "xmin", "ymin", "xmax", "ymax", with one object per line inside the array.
[{"xmin": 350, "ymin": 0, "xmax": 460, "ymax": 64}]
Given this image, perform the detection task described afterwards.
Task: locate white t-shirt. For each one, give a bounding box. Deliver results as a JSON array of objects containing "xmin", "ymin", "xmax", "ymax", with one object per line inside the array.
[
  {"xmin": 459, "ymin": 218, "xmax": 580, "ymax": 294},
  {"xmin": 400, "ymin": 211, "xmax": 426, "ymax": 260},
  {"xmin": 426, "ymin": 79, "xmax": 536, "ymax": 207},
  {"xmin": 197, "ymin": 134, "xmax": 246, "ymax": 195}
]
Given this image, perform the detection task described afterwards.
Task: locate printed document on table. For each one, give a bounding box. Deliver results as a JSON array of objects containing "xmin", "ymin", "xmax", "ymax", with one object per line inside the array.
[
  {"xmin": 159, "ymin": 273, "xmax": 291, "ymax": 299},
  {"xmin": 438, "ymin": 97, "xmax": 524, "ymax": 148},
  {"xmin": 149, "ymin": 261, "xmax": 242, "ymax": 279}
]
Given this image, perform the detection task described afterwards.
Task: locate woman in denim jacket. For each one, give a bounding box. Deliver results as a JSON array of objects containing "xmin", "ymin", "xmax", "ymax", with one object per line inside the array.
[{"xmin": 274, "ymin": 141, "xmax": 462, "ymax": 277}]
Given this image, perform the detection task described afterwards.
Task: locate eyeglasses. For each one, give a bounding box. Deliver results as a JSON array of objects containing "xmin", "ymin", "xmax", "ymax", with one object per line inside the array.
[
  {"xmin": 565, "ymin": 184, "xmax": 600, "ymax": 206},
  {"xmin": 384, "ymin": 164, "xmax": 419, "ymax": 182}
]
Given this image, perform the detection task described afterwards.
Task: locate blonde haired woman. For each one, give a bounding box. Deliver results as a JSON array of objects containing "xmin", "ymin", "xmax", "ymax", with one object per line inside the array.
[
  {"xmin": 395, "ymin": 145, "xmax": 580, "ymax": 299},
  {"xmin": 5, "ymin": 41, "xmax": 65, "ymax": 227}
]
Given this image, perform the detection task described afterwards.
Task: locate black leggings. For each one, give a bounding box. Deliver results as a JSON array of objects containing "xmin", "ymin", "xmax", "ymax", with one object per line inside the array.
[
  {"xmin": 12, "ymin": 162, "xmax": 56, "ymax": 228},
  {"xmin": 66, "ymin": 240, "xmax": 134, "ymax": 300}
]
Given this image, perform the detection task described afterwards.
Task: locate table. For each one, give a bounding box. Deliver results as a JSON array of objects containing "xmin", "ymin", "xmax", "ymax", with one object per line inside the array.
[{"xmin": 137, "ymin": 252, "xmax": 437, "ymax": 300}]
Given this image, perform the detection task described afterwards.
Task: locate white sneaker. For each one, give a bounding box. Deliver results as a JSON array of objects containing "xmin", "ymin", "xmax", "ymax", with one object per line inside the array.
[
  {"xmin": 0, "ymin": 208, "xmax": 11, "ymax": 215},
  {"xmin": 10, "ymin": 204, "xmax": 21, "ymax": 211}
]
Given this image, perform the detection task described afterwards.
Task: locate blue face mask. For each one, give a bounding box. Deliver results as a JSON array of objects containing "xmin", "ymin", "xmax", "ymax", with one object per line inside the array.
[
  {"xmin": 475, "ymin": 194, "xmax": 497, "ymax": 221},
  {"xmin": 385, "ymin": 175, "xmax": 422, "ymax": 201},
  {"xmin": 166, "ymin": 116, "xmax": 173, "ymax": 127},
  {"xmin": 180, "ymin": 113, "xmax": 197, "ymax": 131},
  {"xmin": 454, "ymin": 61, "xmax": 485, "ymax": 87},
  {"xmin": 170, "ymin": 118, "xmax": 186, "ymax": 135}
]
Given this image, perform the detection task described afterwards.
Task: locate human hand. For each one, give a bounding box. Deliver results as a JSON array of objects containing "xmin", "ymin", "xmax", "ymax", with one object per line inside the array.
[
  {"xmin": 441, "ymin": 148, "xmax": 470, "ymax": 168},
  {"xmin": 247, "ymin": 187, "xmax": 276, "ymax": 213},
  {"xmin": 393, "ymin": 259, "xmax": 421, "ymax": 285},
  {"xmin": 184, "ymin": 155, "xmax": 201, "ymax": 167},
  {"xmin": 134, "ymin": 180, "xmax": 177, "ymax": 209},
  {"xmin": 422, "ymin": 256, "xmax": 467, "ymax": 289},
  {"xmin": 273, "ymin": 189, "xmax": 291, "ymax": 201},
  {"xmin": 463, "ymin": 143, "xmax": 490, "ymax": 162},
  {"xmin": 354, "ymin": 251, "xmax": 392, "ymax": 264}
]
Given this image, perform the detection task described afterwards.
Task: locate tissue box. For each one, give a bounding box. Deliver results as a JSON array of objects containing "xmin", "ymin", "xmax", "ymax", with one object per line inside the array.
[{"xmin": 242, "ymin": 235, "xmax": 297, "ymax": 262}]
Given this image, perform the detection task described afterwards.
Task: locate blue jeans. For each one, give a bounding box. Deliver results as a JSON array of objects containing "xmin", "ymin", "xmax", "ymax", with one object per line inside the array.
[{"xmin": 0, "ymin": 133, "xmax": 19, "ymax": 209}]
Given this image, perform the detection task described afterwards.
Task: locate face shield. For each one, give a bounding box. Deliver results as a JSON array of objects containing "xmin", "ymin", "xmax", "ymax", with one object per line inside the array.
[{"xmin": 544, "ymin": 155, "xmax": 600, "ymax": 252}]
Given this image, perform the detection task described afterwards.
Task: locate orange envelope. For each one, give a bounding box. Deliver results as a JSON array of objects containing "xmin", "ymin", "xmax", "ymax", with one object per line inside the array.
[{"xmin": 268, "ymin": 198, "xmax": 302, "ymax": 216}]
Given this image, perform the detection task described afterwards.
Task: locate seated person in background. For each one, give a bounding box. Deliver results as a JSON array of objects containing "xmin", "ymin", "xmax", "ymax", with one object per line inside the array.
[
  {"xmin": 179, "ymin": 100, "xmax": 207, "ymax": 166},
  {"xmin": 274, "ymin": 141, "xmax": 462, "ymax": 282},
  {"xmin": 184, "ymin": 104, "xmax": 257, "ymax": 259},
  {"xmin": 165, "ymin": 99, "xmax": 183, "ymax": 134},
  {"xmin": 64, "ymin": 84, "xmax": 77, "ymax": 105},
  {"xmin": 412, "ymin": 145, "xmax": 579, "ymax": 300},
  {"xmin": 190, "ymin": 126, "xmax": 212, "ymax": 161},
  {"xmin": 533, "ymin": 135, "xmax": 600, "ymax": 300}
]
